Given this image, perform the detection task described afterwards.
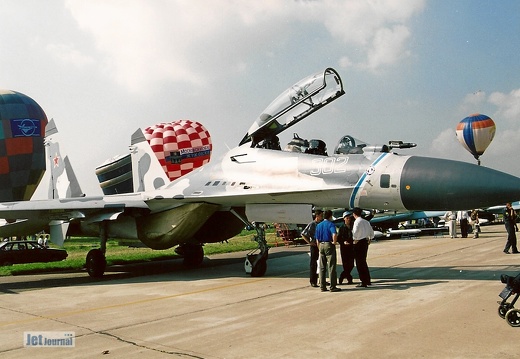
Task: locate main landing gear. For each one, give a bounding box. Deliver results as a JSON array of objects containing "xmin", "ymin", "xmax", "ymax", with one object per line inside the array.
[
  {"xmin": 229, "ymin": 209, "xmax": 269, "ymax": 277},
  {"xmin": 86, "ymin": 222, "xmax": 108, "ymax": 278},
  {"xmin": 175, "ymin": 243, "xmax": 205, "ymax": 267}
]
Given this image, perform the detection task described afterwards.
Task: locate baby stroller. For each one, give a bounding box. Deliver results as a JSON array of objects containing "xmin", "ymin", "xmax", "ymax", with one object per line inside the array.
[{"xmin": 498, "ymin": 273, "xmax": 520, "ymax": 327}]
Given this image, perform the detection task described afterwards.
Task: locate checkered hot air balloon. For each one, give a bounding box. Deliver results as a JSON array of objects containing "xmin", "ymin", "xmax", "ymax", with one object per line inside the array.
[
  {"xmin": 456, "ymin": 113, "xmax": 496, "ymax": 165},
  {"xmin": 0, "ymin": 90, "xmax": 48, "ymax": 201},
  {"xmin": 143, "ymin": 120, "xmax": 212, "ymax": 181}
]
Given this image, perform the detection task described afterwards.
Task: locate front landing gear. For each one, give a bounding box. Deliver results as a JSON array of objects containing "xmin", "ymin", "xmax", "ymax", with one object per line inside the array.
[
  {"xmin": 229, "ymin": 209, "xmax": 270, "ymax": 277},
  {"xmin": 243, "ymin": 223, "xmax": 269, "ymax": 277}
]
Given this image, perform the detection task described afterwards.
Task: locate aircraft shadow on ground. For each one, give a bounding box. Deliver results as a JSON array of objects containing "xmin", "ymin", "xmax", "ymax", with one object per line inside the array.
[
  {"xmin": 0, "ymin": 251, "xmax": 516, "ymax": 294},
  {"xmin": 0, "ymin": 251, "xmax": 299, "ymax": 293}
]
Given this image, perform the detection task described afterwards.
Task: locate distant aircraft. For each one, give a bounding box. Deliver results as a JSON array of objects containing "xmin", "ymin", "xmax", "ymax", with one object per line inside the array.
[
  {"xmin": 385, "ymin": 228, "xmax": 422, "ymax": 239},
  {"xmin": 370, "ymin": 210, "xmax": 446, "ymax": 231},
  {"xmin": 2, "ymin": 67, "xmax": 520, "ymax": 278},
  {"xmin": 485, "ymin": 202, "xmax": 520, "ymax": 214}
]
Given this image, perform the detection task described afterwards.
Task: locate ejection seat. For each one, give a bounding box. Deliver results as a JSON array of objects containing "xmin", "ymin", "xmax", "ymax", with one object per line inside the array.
[{"xmin": 305, "ymin": 139, "xmax": 328, "ymax": 156}]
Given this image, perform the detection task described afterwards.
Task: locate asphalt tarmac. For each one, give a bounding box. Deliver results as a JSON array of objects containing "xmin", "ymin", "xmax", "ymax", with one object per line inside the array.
[{"xmin": 0, "ymin": 224, "xmax": 519, "ymax": 358}]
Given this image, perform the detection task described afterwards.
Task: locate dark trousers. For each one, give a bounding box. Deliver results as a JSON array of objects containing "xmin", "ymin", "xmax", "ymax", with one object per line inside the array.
[
  {"xmin": 339, "ymin": 244, "xmax": 354, "ymax": 283},
  {"xmin": 354, "ymin": 240, "xmax": 371, "ymax": 285},
  {"xmin": 309, "ymin": 244, "xmax": 319, "ymax": 285},
  {"xmin": 504, "ymin": 222, "xmax": 519, "ymax": 253},
  {"xmin": 460, "ymin": 218, "xmax": 468, "ymax": 238}
]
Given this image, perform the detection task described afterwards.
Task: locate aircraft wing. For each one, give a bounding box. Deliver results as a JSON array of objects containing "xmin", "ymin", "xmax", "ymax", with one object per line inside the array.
[
  {"xmin": 0, "ymin": 195, "xmax": 149, "ymax": 221},
  {"xmin": 0, "ymin": 195, "xmax": 150, "ymax": 243}
]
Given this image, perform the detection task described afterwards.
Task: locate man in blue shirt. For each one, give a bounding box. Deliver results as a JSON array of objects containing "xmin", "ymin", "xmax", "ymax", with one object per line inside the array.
[{"xmin": 315, "ymin": 210, "xmax": 341, "ymax": 292}]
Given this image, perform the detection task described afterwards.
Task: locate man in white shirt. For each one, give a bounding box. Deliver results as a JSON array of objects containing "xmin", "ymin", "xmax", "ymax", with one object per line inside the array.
[{"xmin": 352, "ymin": 207, "xmax": 374, "ymax": 288}]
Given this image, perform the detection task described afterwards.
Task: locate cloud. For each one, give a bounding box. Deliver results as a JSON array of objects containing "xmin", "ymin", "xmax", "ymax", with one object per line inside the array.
[
  {"xmin": 64, "ymin": 0, "xmax": 425, "ymax": 92},
  {"xmin": 46, "ymin": 43, "xmax": 95, "ymax": 68},
  {"xmin": 365, "ymin": 25, "xmax": 411, "ymax": 70},
  {"xmin": 458, "ymin": 90, "xmax": 487, "ymax": 115},
  {"xmin": 430, "ymin": 128, "xmax": 463, "ymax": 160},
  {"xmin": 489, "ymin": 88, "xmax": 520, "ymax": 123}
]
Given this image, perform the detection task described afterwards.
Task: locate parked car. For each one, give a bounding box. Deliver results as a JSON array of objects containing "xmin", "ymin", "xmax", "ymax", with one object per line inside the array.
[{"xmin": 0, "ymin": 241, "xmax": 67, "ymax": 266}]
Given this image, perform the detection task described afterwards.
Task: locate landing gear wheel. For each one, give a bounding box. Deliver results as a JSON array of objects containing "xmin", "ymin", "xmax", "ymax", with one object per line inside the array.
[
  {"xmin": 505, "ymin": 308, "xmax": 520, "ymax": 327},
  {"xmin": 250, "ymin": 255, "xmax": 267, "ymax": 277},
  {"xmin": 86, "ymin": 249, "xmax": 106, "ymax": 278},
  {"xmin": 245, "ymin": 252, "xmax": 268, "ymax": 277},
  {"xmin": 498, "ymin": 303, "xmax": 513, "ymax": 319},
  {"xmin": 182, "ymin": 244, "xmax": 204, "ymax": 267}
]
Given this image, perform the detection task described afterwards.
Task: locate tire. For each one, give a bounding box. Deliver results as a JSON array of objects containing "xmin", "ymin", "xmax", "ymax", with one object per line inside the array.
[
  {"xmin": 505, "ymin": 308, "xmax": 520, "ymax": 327},
  {"xmin": 182, "ymin": 244, "xmax": 204, "ymax": 267},
  {"xmin": 86, "ymin": 249, "xmax": 106, "ymax": 278},
  {"xmin": 498, "ymin": 303, "xmax": 513, "ymax": 319},
  {"xmin": 250, "ymin": 256, "xmax": 267, "ymax": 277}
]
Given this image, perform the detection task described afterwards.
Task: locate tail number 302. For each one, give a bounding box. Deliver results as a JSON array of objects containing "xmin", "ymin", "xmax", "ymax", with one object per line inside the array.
[{"xmin": 309, "ymin": 157, "xmax": 348, "ymax": 176}]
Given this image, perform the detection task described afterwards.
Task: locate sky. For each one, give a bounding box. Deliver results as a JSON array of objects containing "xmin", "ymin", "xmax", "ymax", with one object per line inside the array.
[{"xmin": 1, "ymin": 0, "xmax": 519, "ymax": 197}]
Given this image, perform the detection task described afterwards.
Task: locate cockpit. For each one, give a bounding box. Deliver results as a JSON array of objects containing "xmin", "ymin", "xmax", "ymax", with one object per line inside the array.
[
  {"xmin": 239, "ymin": 68, "xmax": 344, "ymax": 148},
  {"xmin": 239, "ymin": 68, "xmax": 416, "ymax": 156},
  {"xmin": 283, "ymin": 133, "xmax": 369, "ymax": 156}
]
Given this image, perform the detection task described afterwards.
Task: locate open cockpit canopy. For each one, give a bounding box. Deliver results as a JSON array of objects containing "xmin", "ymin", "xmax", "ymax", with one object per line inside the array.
[{"xmin": 239, "ymin": 68, "xmax": 344, "ymax": 147}]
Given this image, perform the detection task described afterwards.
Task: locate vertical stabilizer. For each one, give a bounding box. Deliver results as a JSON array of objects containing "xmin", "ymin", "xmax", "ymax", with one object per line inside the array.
[
  {"xmin": 130, "ymin": 128, "xmax": 169, "ymax": 192},
  {"xmin": 45, "ymin": 119, "xmax": 84, "ymax": 199}
]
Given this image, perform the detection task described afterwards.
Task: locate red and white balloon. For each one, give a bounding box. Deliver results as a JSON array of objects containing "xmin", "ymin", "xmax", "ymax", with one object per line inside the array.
[{"xmin": 143, "ymin": 120, "xmax": 212, "ymax": 181}]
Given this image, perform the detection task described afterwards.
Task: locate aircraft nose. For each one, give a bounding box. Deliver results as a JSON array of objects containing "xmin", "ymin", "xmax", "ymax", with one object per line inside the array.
[{"xmin": 400, "ymin": 157, "xmax": 520, "ymax": 210}]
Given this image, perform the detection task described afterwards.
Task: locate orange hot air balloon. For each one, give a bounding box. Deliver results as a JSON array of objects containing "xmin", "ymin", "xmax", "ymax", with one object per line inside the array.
[
  {"xmin": 143, "ymin": 120, "xmax": 212, "ymax": 181},
  {"xmin": 0, "ymin": 90, "xmax": 48, "ymax": 201}
]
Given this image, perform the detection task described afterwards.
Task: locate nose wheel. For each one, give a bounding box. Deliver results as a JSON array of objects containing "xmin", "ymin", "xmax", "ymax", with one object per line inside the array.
[
  {"xmin": 243, "ymin": 223, "xmax": 269, "ymax": 277},
  {"xmin": 245, "ymin": 250, "xmax": 268, "ymax": 277},
  {"xmin": 230, "ymin": 209, "xmax": 269, "ymax": 277}
]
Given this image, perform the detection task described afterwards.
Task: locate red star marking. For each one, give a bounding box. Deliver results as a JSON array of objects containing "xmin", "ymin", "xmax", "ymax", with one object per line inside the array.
[{"xmin": 53, "ymin": 154, "xmax": 60, "ymax": 167}]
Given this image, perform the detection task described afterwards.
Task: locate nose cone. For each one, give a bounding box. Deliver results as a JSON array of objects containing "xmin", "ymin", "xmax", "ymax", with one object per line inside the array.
[{"xmin": 400, "ymin": 157, "xmax": 520, "ymax": 210}]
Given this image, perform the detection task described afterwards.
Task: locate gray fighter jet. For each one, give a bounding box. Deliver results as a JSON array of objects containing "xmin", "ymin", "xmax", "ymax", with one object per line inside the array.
[{"xmin": 1, "ymin": 68, "xmax": 520, "ymax": 278}]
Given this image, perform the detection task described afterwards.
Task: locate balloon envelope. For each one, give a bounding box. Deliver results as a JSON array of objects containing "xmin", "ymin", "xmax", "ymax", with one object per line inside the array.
[
  {"xmin": 0, "ymin": 90, "xmax": 48, "ymax": 201},
  {"xmin": 143, "ymin": 120, "xmax": 212, "ymax": 181},
  {"xmin": 456, "ymin": 114, "xmax": 495, "ymax": 160}
]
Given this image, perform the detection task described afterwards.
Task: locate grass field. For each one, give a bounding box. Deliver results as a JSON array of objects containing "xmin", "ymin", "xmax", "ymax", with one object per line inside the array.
[{"xmin": 0, "ymin": 228, "xmax": 302, "ymax": 276}]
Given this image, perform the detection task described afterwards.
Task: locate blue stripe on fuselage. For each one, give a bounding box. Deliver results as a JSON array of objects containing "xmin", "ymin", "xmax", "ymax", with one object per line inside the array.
[{"xmin": 348, "ymin": 152, "xmax": 388, "ymax": 208}]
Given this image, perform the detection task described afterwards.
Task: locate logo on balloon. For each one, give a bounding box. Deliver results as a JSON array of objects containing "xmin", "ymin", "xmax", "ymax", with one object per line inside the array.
[{"xmin": 10, "ymin": 119, "xmax": 41, "ymax": 137}]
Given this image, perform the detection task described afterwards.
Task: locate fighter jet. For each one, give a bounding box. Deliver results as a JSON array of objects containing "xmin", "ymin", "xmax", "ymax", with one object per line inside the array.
[{"xmin": 1, "ymin": 67, "xmax": 520, "ymax": 278}]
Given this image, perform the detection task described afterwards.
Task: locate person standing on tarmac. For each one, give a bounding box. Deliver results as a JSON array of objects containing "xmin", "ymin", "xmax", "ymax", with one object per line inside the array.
[
  {"xmin": 503, "ymin": 203, "xmax": 519, "ymax": 254},
  {"xmin": 444, "ymin": 210, "xmax": 457, "ymax": 238},
  {"xmin": 338, "ymin": 211, "xmax": 355, "ymax": 285},
  {"xmin": 470, "ymin": 210, "xmax": 480, "ymax": 238},
  {"xmin": 315, "ymin": 210, "xmax": 341, "ymax": 292},
  {"xmin": 301, "ymin": 209, "xmax": 323, "ymax": 288},
  {"xmin": 352, "ymin": 207, "xmax": 374, "ymax": 288},
  {"xmin": 458, "ymin": 210, "xmax": 470, "ymax": 238}
]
